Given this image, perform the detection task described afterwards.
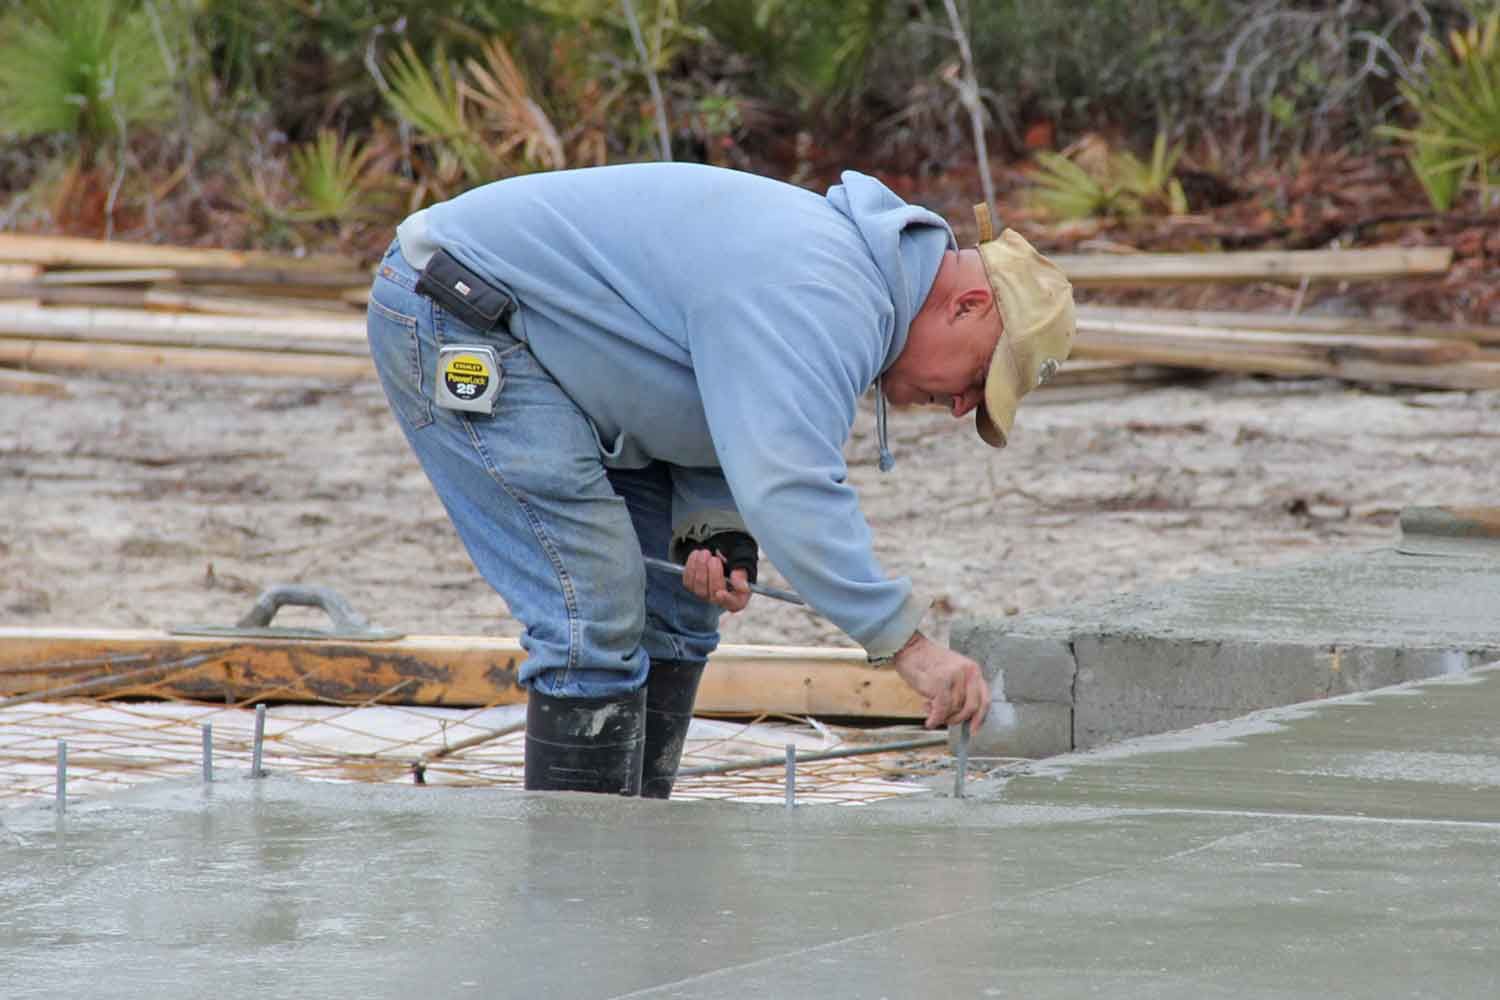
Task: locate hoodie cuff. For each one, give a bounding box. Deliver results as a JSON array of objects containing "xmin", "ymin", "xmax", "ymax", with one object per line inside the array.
[
  {"xmin": 669, "ymin": 511, "xmax": 750, "ymax": 564},
  {"xmin": 861, "ymin": 591, "xmax": 930, "ymax": 663}
]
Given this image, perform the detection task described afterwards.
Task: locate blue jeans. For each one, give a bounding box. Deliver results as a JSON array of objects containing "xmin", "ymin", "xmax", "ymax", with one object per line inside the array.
[{"xmin": 365, "ymin": 241, "xmax": 723, "ymax": 698}]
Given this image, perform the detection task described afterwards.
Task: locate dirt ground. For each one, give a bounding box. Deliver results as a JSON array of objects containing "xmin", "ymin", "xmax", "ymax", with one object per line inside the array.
[{"xmin": 4, "ymin": 362, "xmax": 1498, "ymax": 652}]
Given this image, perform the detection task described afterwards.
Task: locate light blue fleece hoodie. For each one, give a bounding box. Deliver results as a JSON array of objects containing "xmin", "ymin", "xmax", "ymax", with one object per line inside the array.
[{"xmin": 397, "ymin": 163, "xmax": 953, "ymax": 658}]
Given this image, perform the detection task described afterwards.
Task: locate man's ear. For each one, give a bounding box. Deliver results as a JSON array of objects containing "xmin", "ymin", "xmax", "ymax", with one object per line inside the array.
[{"xmin": 950, "ymin": 287, "xmax": 994, "ymax": 323}]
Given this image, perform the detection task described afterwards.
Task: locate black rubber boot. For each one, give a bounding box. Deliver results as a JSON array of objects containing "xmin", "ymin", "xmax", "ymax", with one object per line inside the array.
[
  {"xmin": 641, "ymin": 659, "xmax": 707, "ymax": 800},
  {"xmin": 524, "ymin": 687, "xmax": 646, "ymax": 795}
]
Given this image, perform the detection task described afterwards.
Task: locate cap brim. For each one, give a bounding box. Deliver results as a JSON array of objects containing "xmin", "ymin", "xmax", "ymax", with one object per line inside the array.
[{"xmin": 976, "ymin": 335, "xmax": 1022, "ymax": 449}]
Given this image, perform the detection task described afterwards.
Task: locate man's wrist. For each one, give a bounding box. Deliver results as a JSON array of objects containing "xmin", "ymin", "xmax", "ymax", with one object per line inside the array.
[{"xmin": 867, "ymin": 630, "xmax": 924, "ymax": 667}]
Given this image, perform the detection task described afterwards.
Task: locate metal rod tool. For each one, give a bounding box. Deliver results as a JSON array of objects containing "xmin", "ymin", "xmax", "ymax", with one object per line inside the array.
[{"xmin": 643, "ymin": 556, "xmax": 805, "ymax": 606}]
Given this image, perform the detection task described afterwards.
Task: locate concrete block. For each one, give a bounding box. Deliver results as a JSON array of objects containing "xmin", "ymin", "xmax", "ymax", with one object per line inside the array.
[
  {"xmin": 1072, "ymin": 637, "xmax": 1337, "ymax": 750},
  {"xmin": 1329, "ymin": 646, "xmax": 1500, "ymax": 693},
  {"xmin": 950, "ymin": 620, "xmax": 1077, "ymax": 704},
  {"xmin": 951, "ymin": 700, "xmax": 1072, "ymax": 758},
  {"xmin": 1071, "ymin": 638, "xmax": 1500, "ymax": 749}
]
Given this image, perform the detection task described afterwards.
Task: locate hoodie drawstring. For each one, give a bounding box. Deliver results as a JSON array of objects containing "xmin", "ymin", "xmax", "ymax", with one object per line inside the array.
[{"xmin": 876, "ymin": 380, "xmax": 895, "ymax": 472}]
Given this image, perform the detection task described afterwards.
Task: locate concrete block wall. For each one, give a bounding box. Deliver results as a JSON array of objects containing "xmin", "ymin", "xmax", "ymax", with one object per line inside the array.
[
  {"xmin": 950, "ymin": 620, "xmax": 1500, "ymax": 758},
  {"xmin": 949, "ymin": 544, "xmax": 1500, "ymax": 757}
]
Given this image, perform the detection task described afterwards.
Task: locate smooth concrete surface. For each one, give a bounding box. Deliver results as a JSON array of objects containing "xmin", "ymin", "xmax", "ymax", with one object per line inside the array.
[
  {"xmin": 955, "ymin": 546, "xmax": 1500, "ymax": 753},
  {"xmin": 5, "ymin": 666, "xmax": 1500, "ymax": 999},
  {"xmin": 1011, "ymin": 548, "xmax": 1500, "ymax": 649}
]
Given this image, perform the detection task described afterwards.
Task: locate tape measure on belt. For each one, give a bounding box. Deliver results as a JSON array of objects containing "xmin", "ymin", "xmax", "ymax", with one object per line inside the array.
[{"xmin": 435, "ymin": 344, "xmax": 501, "ymax": 415}]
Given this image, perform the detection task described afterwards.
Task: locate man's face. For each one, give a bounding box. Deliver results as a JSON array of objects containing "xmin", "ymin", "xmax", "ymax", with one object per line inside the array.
[{"xmin": 884, "ymin": 302, "xmax": 1003, "ymax": 419}]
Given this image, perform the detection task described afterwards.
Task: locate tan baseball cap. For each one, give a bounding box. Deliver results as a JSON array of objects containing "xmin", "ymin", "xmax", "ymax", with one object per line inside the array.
[{"xmin": 973, "ymin": 205, "xmax": 1076, "ymax": 448}]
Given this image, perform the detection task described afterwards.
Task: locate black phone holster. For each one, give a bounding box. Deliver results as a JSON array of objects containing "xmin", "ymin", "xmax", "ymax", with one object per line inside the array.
[{"xmin": 416, "ymin": 248, "xmax": 517, "ymax": 332}]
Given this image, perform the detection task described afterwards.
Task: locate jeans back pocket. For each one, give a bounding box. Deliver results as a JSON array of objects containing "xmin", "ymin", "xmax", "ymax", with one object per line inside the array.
[{"xmin": 367, "ymin": 292, "xmax": 434, "ymax": 431}]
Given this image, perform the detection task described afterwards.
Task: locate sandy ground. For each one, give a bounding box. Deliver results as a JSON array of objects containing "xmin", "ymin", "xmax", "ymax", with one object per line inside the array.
[{"xmin": 3, "ymin": 367, "xmax": 1498, "ymax": 649}]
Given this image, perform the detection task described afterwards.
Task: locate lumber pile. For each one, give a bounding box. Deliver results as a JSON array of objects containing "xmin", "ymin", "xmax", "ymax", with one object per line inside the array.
[
  {"xmin": 0, "ymin": 233, "xmax": 371, "ymax": 379},
  {"xmin": 1, "ymin": 232, "xmax": 1495, "ymax": 390},
  {"xmin": 1074, "ymin": 308, "xmax": 1500, "ymax": 391}
]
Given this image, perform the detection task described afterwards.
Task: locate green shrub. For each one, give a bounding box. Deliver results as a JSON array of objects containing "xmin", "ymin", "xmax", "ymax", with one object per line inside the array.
[
  {"xmin": 1380, "ymin": 13, "xmax": 1500, "ymax": 210},
  {"xmin": 0, "ymin": 0, "xmax": 177, "ymax": 154}
]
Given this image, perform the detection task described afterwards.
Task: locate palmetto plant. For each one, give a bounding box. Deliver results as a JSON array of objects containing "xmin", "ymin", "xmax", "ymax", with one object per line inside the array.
[
  {"xmin": 464, "ymin": 38, "xmax": 567, "ymax": 172},
  {"xmin": 288, "ymin": 130, "xmax": 386, "ymax": 222},
  {"xmin": 382, "ymin": 34, "xmax": 620, "ymax": 201},
  {"xmin": 1380, "ymin": 13, "xmax": 1500, "ymax": 211},
  {"xmin": 1029, "ymin": 132, "xmax": 1189, "ymax": 221},
  {"xmin": 382, "ymin": 42, "xmax": 498, "ymax": 186},
  {"xmin": 0, "ymin": 0, "xmax": 176, "ymax": 159}
]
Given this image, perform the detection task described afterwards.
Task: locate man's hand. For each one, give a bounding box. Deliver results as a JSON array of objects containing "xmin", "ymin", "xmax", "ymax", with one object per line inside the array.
[
  {"xmin": 681, "ymin": 547, "xmax": 752, "ymax": 613},
  {"xmin": 890, "ymin": 632, "xmax": 990, "ymax": 729}
]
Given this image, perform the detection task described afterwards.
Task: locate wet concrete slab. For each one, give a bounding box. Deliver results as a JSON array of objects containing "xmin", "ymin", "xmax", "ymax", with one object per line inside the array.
[
  {"xmin": 955, "ymin": 543, "xmax": 1500, "ymax": 753},
  {"xmin": 4, "ymin": 666, "xmax": 1500, "ymax": 998}
]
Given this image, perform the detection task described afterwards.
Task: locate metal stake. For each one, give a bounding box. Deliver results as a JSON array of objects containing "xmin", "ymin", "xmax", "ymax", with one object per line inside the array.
[
  {"xmin": 55, "ymin": 740, "xmax": 67, "ymax": 814},
  {"xmin": 784, "ymin": 744, "xmax": 796, "ymax": 808},
  {"xmin": 953, "ymin": 720, "xmax": 971, "ymax": 799},
  {"xmin": 252, "ymin": 704, "xmax": 267, "ymax": 778},
  {"xmin": 201, "ymin": 723, "xmax": 213, "ymax": 783}
]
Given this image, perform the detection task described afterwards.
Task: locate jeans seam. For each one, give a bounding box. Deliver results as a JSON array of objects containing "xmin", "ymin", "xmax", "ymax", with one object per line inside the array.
[
  {"xmin": 368, "ymin": 283, "xmax": 432, "ymax": 431},
  {"xmin": 434, "ymin": 305, "xmax": 577, "ymax": 678},
  {"xmin": 461, "ymin": 414, "xmax": 583, "ymax": 687},
  {"xmin": 376, "ymin": 259, "xmax": 418, "ymax": 292}
]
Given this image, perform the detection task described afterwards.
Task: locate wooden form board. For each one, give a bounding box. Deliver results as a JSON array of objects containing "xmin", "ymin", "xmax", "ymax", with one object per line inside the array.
[
  {"xmin": 0, "ymin": 630, "xmax": 926, "ymax": 719},
  {"xmin": 1054, "ymin": 246, "xmax": 1453, "ymax": 287}
]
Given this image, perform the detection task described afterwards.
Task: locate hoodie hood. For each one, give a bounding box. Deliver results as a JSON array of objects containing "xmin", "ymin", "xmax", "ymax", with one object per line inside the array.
[
  {"xmin": 825, "ymin": 171, "xmax": 954, "ymax": 471},
  {"xmin": 824, "ymin": 171, "xmax": 955, "ymax": 374}
]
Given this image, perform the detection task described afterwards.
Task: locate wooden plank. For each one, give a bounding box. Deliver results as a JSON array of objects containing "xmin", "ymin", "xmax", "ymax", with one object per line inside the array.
[
  {"xmin": 0, "ymin": 326, "xmax": 366, "ymax": 358},
  {"xmin": 35, "ymin": 268, "xmax": 179, "ymax": 286},
  {"xmin": 0, "ymin": 264, "xmax": 40, "ymax": 308},
  {"xmin": 1070, "ymin": 336, "xmax": 1500, "ymax": 389},
  {"xmin": 187, "ymin": 282, "xmax": 368, "ymax": 303},
  {"xmin": 1078, "ymin": 305, "xmax": 1500, "ymax": 345},
  {"xmin": 0, "ymin": 339, "xmax": 374, "ymax": 378},
  {"xmin": 1053, "ymin": 246, "xmax": 1453, "ymax": 287},
  {"xmin": 0, "ymin": 235, "xmax": 251, "ymax": 270},
  {"xmin": 146, "ymin": 290, "xmax": 363, "ymax": 317},
  {"xmin": 0, "ymin": 630, "xmax": 925, "ymax": 718},
  {"xmin": 1036, "ymin": 359, "xmax": 1177, "ymax": 387},
  {"xmin": 171, "ymin": 266, "xmax": 370, "ymax": 290},
  {"xmin": 0, "ymin": 368, "xmax": 70, "ymax": 398},
  {"xmin": 0, "ymin": 233, "xmax": 356, "ymax": 272},
  {"xmin": 0, "ymin": 304, "xmax": 366, "ymax": 350},
  {"xmin": 1076, "ymin": 319, "xmax": 1479, "ymax": 366},
  {"xmin": 0, "ymin": 286, "xmax": 359, "ymax": 320},
  {"xmin": 1292, "ymin": 359, "xmax": 1500, "ymax": 391}
]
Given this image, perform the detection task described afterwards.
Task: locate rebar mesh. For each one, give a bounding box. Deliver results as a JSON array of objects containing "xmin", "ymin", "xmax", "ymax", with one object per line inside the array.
[{"xmin": 0, "ymin": 697, "xmax": 961, "ymax": 807}]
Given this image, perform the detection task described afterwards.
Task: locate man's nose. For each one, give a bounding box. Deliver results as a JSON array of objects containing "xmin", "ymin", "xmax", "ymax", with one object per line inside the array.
[{"xmin": 951, "ymin": 389, "xmax": 981, "ymax": 418}]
